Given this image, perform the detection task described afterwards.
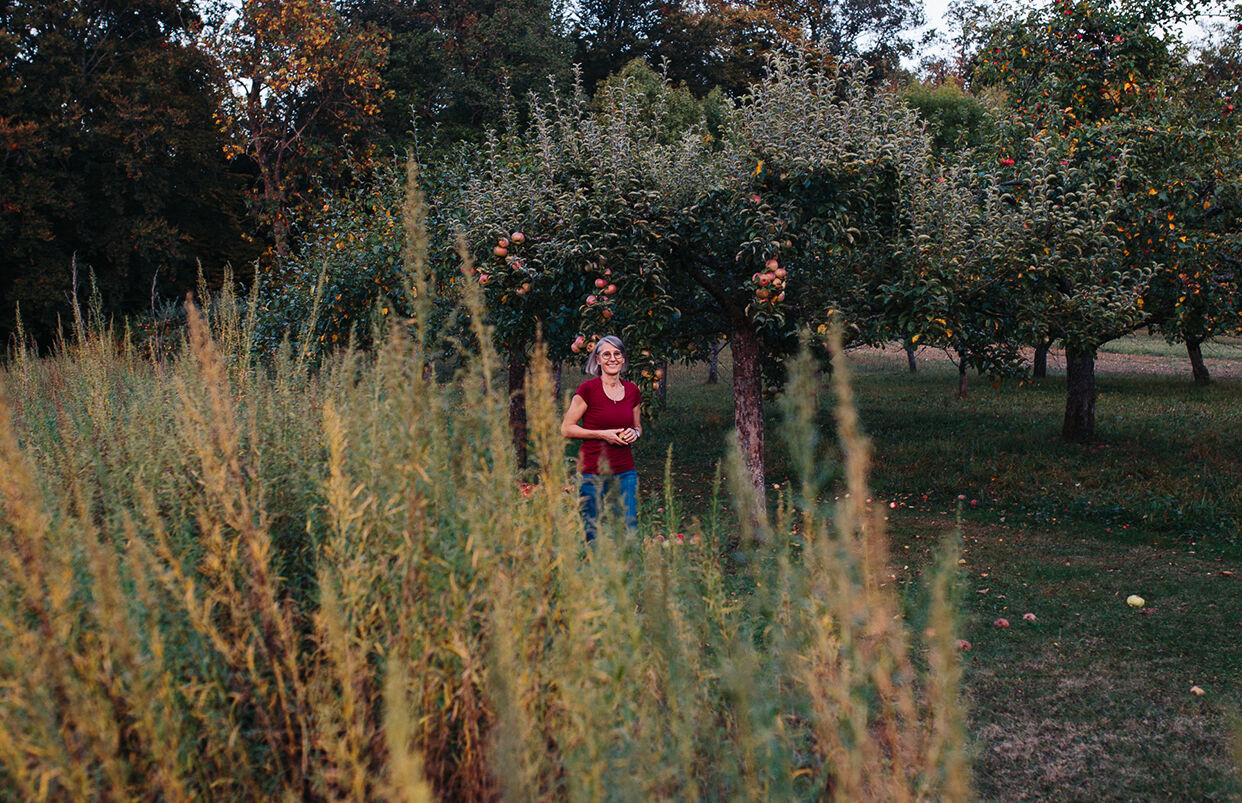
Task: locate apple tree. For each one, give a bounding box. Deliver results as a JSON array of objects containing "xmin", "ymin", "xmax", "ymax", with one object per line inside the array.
[
  {"xmin": 446, "ymin": 69, "xmax": 729, "ymax": 465},
  {"xmin": 881, "ymin": 156, "xmax": 1029, "ymax": 398},
  {"xmin": 451, "ymin": 55, "xmax": 933, "ymax": 510},
  {"xmin": 967, "ymin": 0, "xmax": 1235, "ymax": 435}
]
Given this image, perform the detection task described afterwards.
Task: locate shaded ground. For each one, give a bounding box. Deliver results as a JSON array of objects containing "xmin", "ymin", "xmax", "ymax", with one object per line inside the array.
[
  {"xmin": 630, "ymin": 348, "xmax": 1242, "ymax": 800},
  {"xmin": 894, "ymin": 516, "xmax": 1242, "ymax": 802}
]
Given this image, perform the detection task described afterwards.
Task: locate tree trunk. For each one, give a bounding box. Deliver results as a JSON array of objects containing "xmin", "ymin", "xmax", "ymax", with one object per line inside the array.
[
  {"xmin": 552, "ymin": 360, "xmax": 562, "ymax": 399},
  {"xmin": 1186, "ymin": 338, "xmax": 1210, "ymax": 386},
  {"xmin": 255, "ymin": 150, "xmax": 291, "ymax": 257},
  {"xmin": 1033, "ymin": 338, "xmax": 1051, "ymax": 379},
  {"xmin": 508, "ymin": 354, "xmax": 528, "ymax": 469},
  {"xmin": 730, "ymin": 324, "xmax": 766, "ymax": 523},
  {"xmin": 707, "ymin": 339, "xmax": 721, "ymax": 384},
  {"xmin": 904, "ymin": 337, "xmax": 917, "ymax": 373},
  {"xmin": 657, "ymin": 360, "xmax": 669, "ymax": 406},
  {"xmin": 955, "ymin": 349, "xmax": 968, "ymax": 399},
  {"xmin": 1062, "ymin": 349, "xmax": 1096, "ymax": 443}
]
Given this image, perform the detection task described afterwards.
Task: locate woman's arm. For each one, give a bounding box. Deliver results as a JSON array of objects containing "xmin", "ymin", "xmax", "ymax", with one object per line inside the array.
[
  {"xmin": 561, "ymin": 394, "xmax": 628, "ymax": 445},
  {"xmin": 625, "ymin": 404, "xmax": 642, "ymax": 444}
]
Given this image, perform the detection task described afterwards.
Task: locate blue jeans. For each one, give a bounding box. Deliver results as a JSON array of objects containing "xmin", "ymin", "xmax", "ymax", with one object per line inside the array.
[{"xmin": 579, "ymin": 470, "xmax": 638, "ymax": 542}]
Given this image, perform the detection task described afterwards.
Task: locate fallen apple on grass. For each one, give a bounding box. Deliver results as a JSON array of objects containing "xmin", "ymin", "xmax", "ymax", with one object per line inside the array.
[{"xmin": 1127, "ymin": 595, "xmax": 1145, "ymax": 608}]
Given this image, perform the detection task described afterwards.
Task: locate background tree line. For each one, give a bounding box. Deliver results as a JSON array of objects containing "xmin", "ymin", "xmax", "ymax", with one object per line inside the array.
[
  {"xmin": 2, "ymin": 0, "xmax": 1239, "ymax": 460},
  {"xmin": 0, "ymin": 0, "xmax": 922, "ymax": 347}
]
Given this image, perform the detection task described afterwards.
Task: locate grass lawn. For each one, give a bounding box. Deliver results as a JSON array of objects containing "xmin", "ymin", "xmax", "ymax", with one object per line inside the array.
[
  {"xmin": 1100, "ymin": 332, "xmax": 1242, "ymax": 360},
  {"xmin": 632, "ymin": 353, "xmax": 1242, "ymax": 801}
]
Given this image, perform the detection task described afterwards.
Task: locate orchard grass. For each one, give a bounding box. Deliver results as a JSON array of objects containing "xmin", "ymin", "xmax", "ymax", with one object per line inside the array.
[
  {"xmin": 637, "ymin": 353, "xmax": 1242, "ymax": 801},
  {"xmin": 1098, "ymin": 332, "xmax": 1242, "ymax": 360}
]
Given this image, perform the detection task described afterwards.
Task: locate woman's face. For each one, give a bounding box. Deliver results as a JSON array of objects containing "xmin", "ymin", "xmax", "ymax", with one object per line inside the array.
[{"xmin": 596, "ymin": 344, "xmax": 625, "ymax": 376}]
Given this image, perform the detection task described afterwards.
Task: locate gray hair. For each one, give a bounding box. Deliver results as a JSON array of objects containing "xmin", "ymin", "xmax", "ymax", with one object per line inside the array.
[{"xmin": 584, "ymin": 335, "xmax": 626, "ymax": 376}]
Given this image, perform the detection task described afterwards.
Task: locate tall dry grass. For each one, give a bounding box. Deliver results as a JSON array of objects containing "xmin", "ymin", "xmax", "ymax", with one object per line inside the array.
[{"xmin": 0, "ymin": 174, "xmax": 970, "ymax": 800}]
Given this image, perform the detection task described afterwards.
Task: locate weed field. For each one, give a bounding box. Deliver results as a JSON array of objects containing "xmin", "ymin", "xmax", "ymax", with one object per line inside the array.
[{"xmin": 0, "ymin": 296, "xmax": 1238, "ymax": 799}]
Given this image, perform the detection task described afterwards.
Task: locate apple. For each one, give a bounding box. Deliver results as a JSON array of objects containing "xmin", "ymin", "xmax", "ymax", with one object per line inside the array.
[
  {"xmin": 654, "ymin": 367, "xmax": 664, "ymax": 378},
  {"xmin": 1126, "ymin": 594, "xmax": 1145, "ymax": 608},
  {"xmin": 603, "ymin": 268, "xmax": 612, "ymax": 276},
  {"xmin": 604, "ymin": 284, "xmax": 617, "ymax": 295},
  {"xmin": 493, "ymin": 245, "xmax": 508, "ymax": 258},
  {"xmin": 595, "ymin": 278, "xmax": 607, "ymax": 288},
  {"xmin": 586, "ymin": 294, "xmax": 597, "ymax": 305},
  {"xmin": 478, "ymin": 273, "xmax": 491, "ymax": 285},
  {"xmin": 602, "ymin": 308, "xmax": 613, "ymax": 319},
  {"xmin": 752, "ymin": 272, "xmax": 761, "ymax": 282},
  {"xmin": 758, "ymin": 273, "xmax": 773, "ymax": 286},
  {"xmin": 765, "ymin": 258, "xmax": 779, "ymax": 272},
  {"xmin": 772, "ymin": 278, "xmax": 783, "ymax": 289},
  {"xmin": 775, "ymin": 292, "xmax": 786, "ymax": 302},
  {"xmin": 520, "ymin": 282, "xmax": 531, "ymax": 294},
  {"xmin": 498, "ymin": 237, "xmax": 510, "ymax": 249},
  {"xmin": 774, "ymin": 267, "xmax": 787, "ymax": 279},
  {"xmin": 1022, "ymin": 612, "xmax": 1036, "ymax": 622},
  {"xmin": 1190, "ymin": 685, "xmax": 1205, "ymax": 696},
  {"xmin": 957, "ymin": 639, "xmax": 972, "ymax": 651},
  {"xmin": 756, "ymin": 288, "xmax": 772, "ymax": 300},
  {"xmin": 510, "ymin": 231, "xmax": 525, "ymax": 244},
  {"xmin": 572, "ymin": 335, "xmax": 585, "ymax": 353},
  {"xmin": 993, "ymin": 618, "xmax": 1009, "ymax": 628}
]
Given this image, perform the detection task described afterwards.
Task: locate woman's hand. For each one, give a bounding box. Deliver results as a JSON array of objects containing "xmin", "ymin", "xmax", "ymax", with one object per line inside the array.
[{"xmin": 600, "ymin": 429, "xmax": 630, "ymax": 446}]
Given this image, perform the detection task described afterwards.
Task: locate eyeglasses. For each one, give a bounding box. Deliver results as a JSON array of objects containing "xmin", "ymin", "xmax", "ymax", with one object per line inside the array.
[{"xmin": 597, "ymin": 351, "xmax": 624, "ymax": 362}]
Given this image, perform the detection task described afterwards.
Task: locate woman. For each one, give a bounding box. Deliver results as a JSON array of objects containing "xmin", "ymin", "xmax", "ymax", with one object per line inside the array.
[{"xmin": 560, "ymin": 336, "xmax": 642, "ymax": 541}]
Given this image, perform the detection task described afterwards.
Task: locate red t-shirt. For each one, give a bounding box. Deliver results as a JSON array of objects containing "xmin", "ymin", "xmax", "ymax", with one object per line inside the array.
[{"xmin": 573, "ymin": 377, "xmax": 642, "ymax": 474}]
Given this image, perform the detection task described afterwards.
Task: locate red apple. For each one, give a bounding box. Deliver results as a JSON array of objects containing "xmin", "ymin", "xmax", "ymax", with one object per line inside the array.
[
  {"xmin": 654, "ymin": 367, "xmax": 664, "ymax": 378},
  {"xmin": 510, "ymin": 231, "xmax": 525, "ymax": 244},
  {"xmin": 493, "ymin": 245, "xmax": 508, "ymax": 258},
  {"xmin": 602, "ymin": 308, "xmax": 613, "ymax": 319},
  {"xmin": 519, "ymin": 282, "xmax": 531, "ymax": 294},
  {"xmin": 571, "ymin": 335, "xmax": 585, "ymax": 353},
  {"xmin": 479, "ymin": 273, "xmax": 491, "ymax": 285},
  {"xmin": 758, "ymin": 273, "xmax": 773, "ymax": 286},
  {"xmin": 604, "ymin": 284, "xmax": 617, "ymax": 295},
  {"xmin": 775, "ymin": 292, "xmax": 786, "ymax": 302},
  {"xmin": 756, "ymin": 288, "xmax": 771, "ymax": 299},
  {"xmin": 498, "ymin": 237, "xmax": 510, "ymax": 249},
  {"xmin": 595, "ymin": 278, "xmax": 607, "ymax": 288},
  {"xmin": 586, "ymin": 294, "xmax": 597, "ymax": 305},
  {"xmin": 765, "ymin": 258, "xmax": 779, "ymax": 272},
  {"xmin": 774, "ymin": 267, "xmax": 787, "ymax": 279},
  {"xmin": 772, "ymin": 277, "xmax": 783, "ymax": 289}
]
